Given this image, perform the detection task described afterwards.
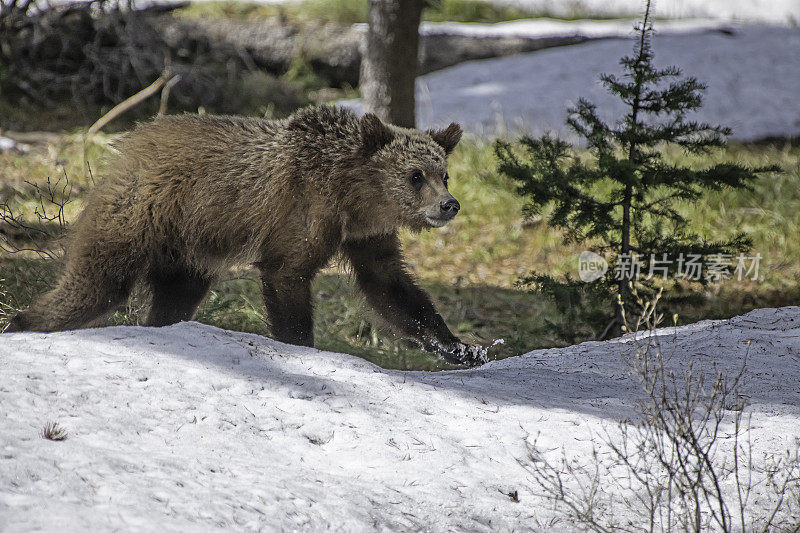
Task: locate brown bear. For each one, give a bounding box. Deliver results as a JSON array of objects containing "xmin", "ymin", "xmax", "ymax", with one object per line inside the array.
[{"xmin": 4, "ymin": 105, "xmax": 486, "ymax": 365}]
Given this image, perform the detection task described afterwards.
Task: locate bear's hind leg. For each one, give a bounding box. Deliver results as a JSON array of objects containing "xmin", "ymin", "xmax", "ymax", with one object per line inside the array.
[
  {"xmin": 145, "ymin": 268, "xmax": 213, "ymax": 327},
  {"xmin": 259, "ymin": 272, "xmax": 314, "ymax": 347},
  {"xmin": 6, "ymin": 254, "xmax": 139, "ymax": 332}
]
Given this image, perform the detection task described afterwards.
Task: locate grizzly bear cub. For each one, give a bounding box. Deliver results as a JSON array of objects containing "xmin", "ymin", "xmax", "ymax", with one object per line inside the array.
[{"xmin": 5, "ymin": 106, "xmax": 485, "ymax": 365}]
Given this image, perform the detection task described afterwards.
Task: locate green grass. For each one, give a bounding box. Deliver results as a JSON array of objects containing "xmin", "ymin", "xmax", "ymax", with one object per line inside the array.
[
  {"xmin": 424, "ymin": 0, "xmax": 537, "ymax": 23},
  {"xmin": 175, "ymin": 0, "xmax": 637, "ymax": 25},
  {"xmin": 2, "ymin": 133, "xmax": 798, "ymax": 369},
  {"xmin": 188, "ymin": 272, "xmax": 556, "ymax": 370},
  {"xmin": 177, "ymin": 0, "xmax": 542, "ymax": 25},
  {"xmin": 176, "ymin": 0, "xmax": 653, "ymax": 24}
]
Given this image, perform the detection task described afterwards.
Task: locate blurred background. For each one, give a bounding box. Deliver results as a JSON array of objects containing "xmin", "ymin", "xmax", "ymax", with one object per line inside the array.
[{"xmin": 1, "ymin": 0, "xmax": 798, "ymax": 368}]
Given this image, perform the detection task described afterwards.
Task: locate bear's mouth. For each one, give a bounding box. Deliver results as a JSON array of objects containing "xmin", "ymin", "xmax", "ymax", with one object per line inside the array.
[{"xmin": 424, "ymin": 215, "xmax": 451, "ymax": 228}]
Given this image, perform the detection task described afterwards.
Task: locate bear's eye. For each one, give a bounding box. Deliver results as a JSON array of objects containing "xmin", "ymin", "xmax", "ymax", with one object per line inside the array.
[
  {"xmin": 443, "ymin": 173, "xmax": 449, "ymax": 188},
  {"xmin": 410, "ymin": 170, "xmax": 425, "ymax": 190}
]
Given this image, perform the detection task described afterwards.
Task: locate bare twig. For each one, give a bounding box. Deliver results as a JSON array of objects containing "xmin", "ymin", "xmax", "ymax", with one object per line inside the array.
[
  {"xmin": 522, "ymin": 294, "xmax": 800, "ymax": 531},
  {"xmin": 0, "ymin": 171, "xmax": 71, "ymax": 260},
  {"xmin": 158, "ymin": 74, "xmax": 181, "ymax": 116},
  {"xmin": 88, "ymin": 73, "xmax": 172, "ymax": 134}
]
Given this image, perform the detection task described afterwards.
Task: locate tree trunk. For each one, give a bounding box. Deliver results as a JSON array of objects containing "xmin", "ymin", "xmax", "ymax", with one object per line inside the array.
[
  {"xmin": 617, "ymin": 186, "xmax": 632, "ymax": 336},
  {"xmin": 360, "ymin": 0, "xmax": 424, "ymax": 128}
]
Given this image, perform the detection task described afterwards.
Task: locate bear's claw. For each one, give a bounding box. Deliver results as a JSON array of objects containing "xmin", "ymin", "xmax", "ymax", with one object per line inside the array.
[{"xmin": 438, "ymin": 342, "xmax": 488, "ymax": 367}]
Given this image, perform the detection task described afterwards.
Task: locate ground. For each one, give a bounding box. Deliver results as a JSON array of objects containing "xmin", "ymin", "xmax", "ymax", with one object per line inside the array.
[{"xmin": 1, "ymin": 306, "xmax": 799, "ymax": 530}]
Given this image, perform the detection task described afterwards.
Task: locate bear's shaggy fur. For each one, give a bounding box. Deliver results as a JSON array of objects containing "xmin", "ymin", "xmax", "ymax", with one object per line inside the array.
[{"xmin": 6, "ymin": 106, "xmax": 482, "ymax": 365}]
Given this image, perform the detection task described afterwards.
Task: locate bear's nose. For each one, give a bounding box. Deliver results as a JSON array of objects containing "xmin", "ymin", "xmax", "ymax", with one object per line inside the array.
[{"xmin": 440, "ymin": 198, "xmax": 460, "ymax": 217}]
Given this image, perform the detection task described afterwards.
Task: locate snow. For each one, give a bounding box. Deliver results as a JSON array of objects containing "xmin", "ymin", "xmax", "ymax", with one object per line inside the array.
[
  {"xmin": 418, "ymin": 17, "xmax": 734, "ymax": 38},
  {"xmin": 0, "ymin": 137, "xmax": 17, "ymax": 152},
  {"xmin": 344, "ymin": 25, "xmax": 800, "ymax": 141},
  {"xmin": 0, "ymin": 137, "xmax": 29, "ymax": 154},
  {"xmin": 492, "ymin": 0, "xmax": 800, "ymax": 26},
  {"xmin": 2, "ymin": 306, "xmax": 799, "ymax": 530}
]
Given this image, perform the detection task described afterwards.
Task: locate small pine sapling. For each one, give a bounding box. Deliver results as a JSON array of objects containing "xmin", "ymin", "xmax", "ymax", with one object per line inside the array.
[{"xmin": 496, "ymin": 0, "xmax": 778, "ymax": 337}]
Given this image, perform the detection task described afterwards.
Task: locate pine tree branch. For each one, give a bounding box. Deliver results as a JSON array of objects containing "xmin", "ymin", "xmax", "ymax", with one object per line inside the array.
[{"xmin": 495, "ymin": 0, "xmax": 777, "ymax": 338}]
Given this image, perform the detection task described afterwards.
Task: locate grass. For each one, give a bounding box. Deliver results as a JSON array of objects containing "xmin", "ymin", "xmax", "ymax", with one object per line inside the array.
[
  {"xmin": 176, "ymin": 0, "xmax": 580, "ymax": 25},
  {"xmin": 41, "ymin": 421, "xmax": 68, "ymax": 441},
  {"xmin": 1, "ymin": 132, "xmax": 798, "ymax": 369}
]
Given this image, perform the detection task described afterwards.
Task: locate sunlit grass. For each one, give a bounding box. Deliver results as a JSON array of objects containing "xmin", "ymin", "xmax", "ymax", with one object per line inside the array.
[{"xmin": 177, "ymin": 0, "xmax": 553, "ymax": 25}]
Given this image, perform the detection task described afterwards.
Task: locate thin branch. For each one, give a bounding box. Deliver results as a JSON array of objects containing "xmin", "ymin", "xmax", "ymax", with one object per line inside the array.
[{"xmin": 87, "ymin": 72, "xmax": 172, "ymax": 134}]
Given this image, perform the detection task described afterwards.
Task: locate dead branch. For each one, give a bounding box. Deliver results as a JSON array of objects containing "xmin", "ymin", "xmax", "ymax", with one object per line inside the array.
[
  {"xmin": 88, "ymin": 72, "xmax": 175, "ymax": 133},
  {"xmin": 158, "ymin": 74, "xmax": 181, "ymax": 116}
]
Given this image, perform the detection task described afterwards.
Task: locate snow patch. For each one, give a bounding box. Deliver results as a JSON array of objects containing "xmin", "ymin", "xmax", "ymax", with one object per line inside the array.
[
  {"xmin": 2, "ymin": 307, "xmax": 799, "ymax": 529},
  {"xmin": 491, "ymin": 0, "xmax": 800, "ymax": 26},
  {"xmin": 418, "ymin": 17, "xmax": 734, "ymax": 38}
]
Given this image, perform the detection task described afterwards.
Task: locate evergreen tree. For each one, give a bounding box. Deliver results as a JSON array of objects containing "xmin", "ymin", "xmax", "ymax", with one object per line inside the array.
[{"xmin": 495, "ymin": 0, "xmax": 777, "ymax": 337}]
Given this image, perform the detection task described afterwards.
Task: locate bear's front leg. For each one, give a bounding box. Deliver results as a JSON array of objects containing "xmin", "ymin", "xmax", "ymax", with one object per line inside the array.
[
  {"xmin": 259, "ymin": 272, "xmax": 314, "ymax": 347},
  {"xmin": 343, "ymin": 233, "xmax": 486, "ymax": 367}
]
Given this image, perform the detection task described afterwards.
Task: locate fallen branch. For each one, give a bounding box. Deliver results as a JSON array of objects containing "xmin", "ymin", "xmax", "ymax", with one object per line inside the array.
[
  {"xmin": 87, "ymin": 73, "xmax": 175, "ymax": 133},
  {"xmin": 158, "ymin": 74, "xmax": 182, "ymax": 116}
]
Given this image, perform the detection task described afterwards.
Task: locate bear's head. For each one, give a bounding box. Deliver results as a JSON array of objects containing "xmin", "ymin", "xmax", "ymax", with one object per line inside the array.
[{"xmin": 359, "ymin": 113, "xmax": 463, "ymax": 233}]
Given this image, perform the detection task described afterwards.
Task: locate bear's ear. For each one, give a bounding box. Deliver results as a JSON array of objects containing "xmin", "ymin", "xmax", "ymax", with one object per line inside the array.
[
  {"xmin": 360, "ymin": 113, "xmax": 395, "ymax": 155},
  {"xmin": 428, "ymin": 123, "xmax": 462, "ymax": 155}
]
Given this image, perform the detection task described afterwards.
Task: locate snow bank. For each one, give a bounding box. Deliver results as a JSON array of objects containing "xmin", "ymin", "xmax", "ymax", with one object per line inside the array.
[
  {"xmin": 418, "ymin": 17, "xmax": 733, "ymax": 38},
  {"xmin": 2, "ymin": 307, "xmax": 799, "ymax": 530},
  {"xmin": 491, "ymin": 0, "xmax": 800, "ymax": 26},
  {"xmin": 344, "ymin": 25, "xmax": 800, "ymax": 141}
]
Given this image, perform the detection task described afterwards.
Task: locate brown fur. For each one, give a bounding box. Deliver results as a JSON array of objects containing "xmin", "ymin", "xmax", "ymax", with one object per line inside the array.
[{"xmin": 5, "ymin": 106, "xmax": 478, "ymax": 364}]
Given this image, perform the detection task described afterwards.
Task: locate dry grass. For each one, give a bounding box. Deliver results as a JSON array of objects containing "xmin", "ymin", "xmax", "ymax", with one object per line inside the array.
[{"xmin": 41, "ymin": 421, "xmax": 68, "ymax": 441}]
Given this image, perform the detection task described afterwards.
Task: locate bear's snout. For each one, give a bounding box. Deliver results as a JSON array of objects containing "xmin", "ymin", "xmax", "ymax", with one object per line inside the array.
[{"xmin": 439, "ymin": 198, "xmax": 460, "ymax": 219}]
